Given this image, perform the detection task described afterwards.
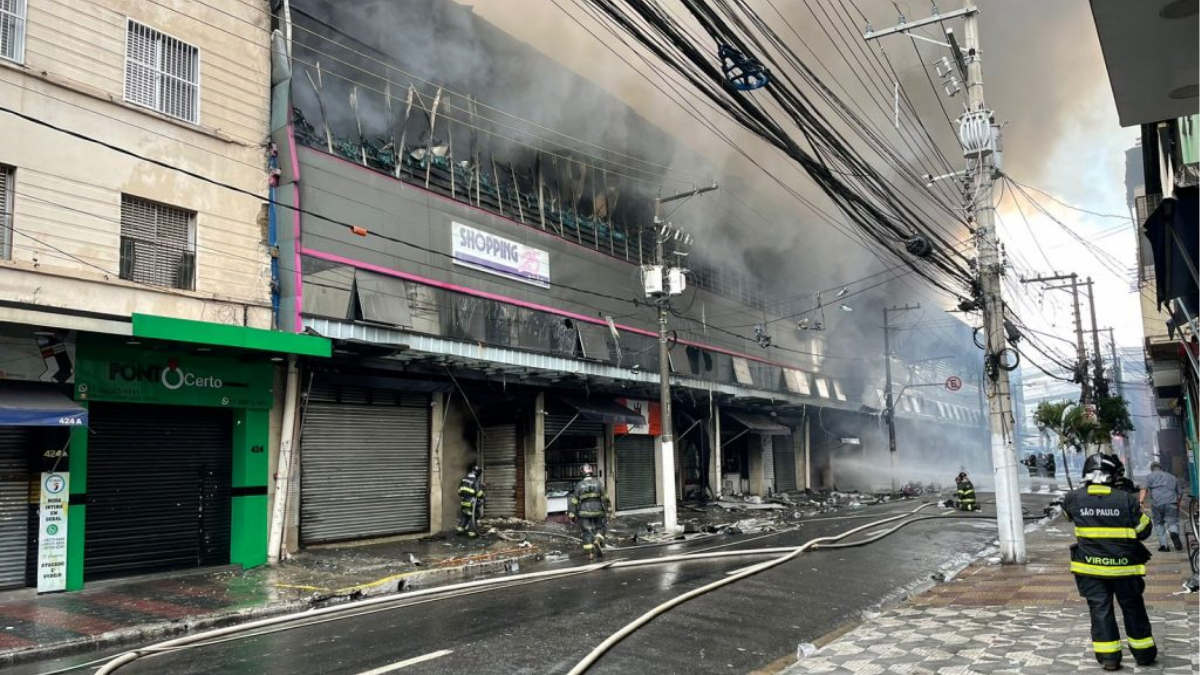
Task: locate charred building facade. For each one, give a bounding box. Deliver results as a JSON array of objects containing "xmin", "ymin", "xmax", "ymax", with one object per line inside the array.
[{"xmin": 266, "ymin": 0, "xmax": 989, "ymax": 549}]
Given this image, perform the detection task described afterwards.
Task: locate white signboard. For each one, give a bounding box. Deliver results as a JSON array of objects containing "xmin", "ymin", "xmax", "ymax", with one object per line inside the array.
[
  {"xmin": 452, "ymin": 222, "xmax": 550, "ymax": 288},
  {"xmin": 38, "ymin": 472, "xmax": 69, "ymax": 593}
]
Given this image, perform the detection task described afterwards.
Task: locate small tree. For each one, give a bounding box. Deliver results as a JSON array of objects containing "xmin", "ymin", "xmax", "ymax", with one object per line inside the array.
[
  {"xmin": 1096, "ymin": 395, "xmax": 1134, "ymax": 438},
  {"xmin": 1034, "ymin": 400, "xmax": 1077, "ymax": 489}
]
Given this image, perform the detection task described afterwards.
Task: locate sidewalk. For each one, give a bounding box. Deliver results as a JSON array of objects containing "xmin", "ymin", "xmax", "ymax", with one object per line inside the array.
[
  {"xmin": 0, "ymin": 530, "xmax": 544, "ymax": 667},
  {"xmin": 781, "ymin": 520, "xmax": 1198, "ymax": 674}
]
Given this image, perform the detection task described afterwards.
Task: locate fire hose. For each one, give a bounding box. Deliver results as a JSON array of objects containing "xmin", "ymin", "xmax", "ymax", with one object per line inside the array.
[{"xmin": 87, "ymin": 504, "xmax": 1030, "ymax": 674}]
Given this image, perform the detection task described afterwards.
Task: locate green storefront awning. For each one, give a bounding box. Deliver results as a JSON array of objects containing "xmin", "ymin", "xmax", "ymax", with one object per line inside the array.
[{"xmin": 132, "ymin": 314, "xmax": 332, "ymax": 357}]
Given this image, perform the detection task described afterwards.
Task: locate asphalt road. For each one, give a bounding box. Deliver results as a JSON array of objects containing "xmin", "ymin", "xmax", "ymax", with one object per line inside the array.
[{"xmin": 25, "ymin": 494, "xmax": 1054, "ymax": 675}]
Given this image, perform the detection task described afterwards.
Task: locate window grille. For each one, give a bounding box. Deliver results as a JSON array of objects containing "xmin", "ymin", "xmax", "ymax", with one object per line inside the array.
[
  {"xmin": 119, "ymin": 195, "xmax": 196, "ymax": 290},
  {"xmin": 125, "ymin": 20, "xmax": 200, "ymax": 123},
  {"xmin": 0, "ymin": 165, "xmax": 11, "ymax": 259},
  {"xmin": 0, "ymin": 0, "xmax": 25, "ymax": 63}
]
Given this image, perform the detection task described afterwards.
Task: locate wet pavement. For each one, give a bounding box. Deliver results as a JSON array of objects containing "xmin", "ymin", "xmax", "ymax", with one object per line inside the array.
[
  {"xmin": 11, "ymin": 494, "xmax": 1056, "ymax": 675},
  {"xmin": 782, "ymin": 510, "xmax": 1198, "ymax": 675}
]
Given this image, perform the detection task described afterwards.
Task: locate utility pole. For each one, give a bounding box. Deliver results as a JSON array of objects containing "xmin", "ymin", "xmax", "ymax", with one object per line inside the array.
[
  {"xmin": 1085, "ymin": 278, "xmax": 1106, "ymax": 399},
  {"xmin": 1021, "ymin": 273, "xmax": 1091, "ymax": 403},
  {"xmin": 650, "ymin": 184, "xmax": 716, "ymax": 533},
  {"xmin": 883, "ymin": 303, "xmax": 920, "ymax": 492},
  {"xmin": 1107, "ymin": 327, "xmax": 1123, "ymax": 399},
  {"xmin": 867, "ymin": 0, "xmax": 1026, "ymax": 563}
]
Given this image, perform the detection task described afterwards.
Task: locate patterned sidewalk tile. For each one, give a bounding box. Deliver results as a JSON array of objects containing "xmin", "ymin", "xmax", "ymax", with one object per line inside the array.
[{"xmin": 787, "ymin": 607, "xmax": 1198, "ymax": 675}]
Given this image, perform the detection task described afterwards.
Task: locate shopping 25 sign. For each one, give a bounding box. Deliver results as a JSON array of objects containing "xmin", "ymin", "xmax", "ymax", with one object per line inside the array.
[{"xmin": 452, "ymin": 222, "xmax": 550, "ymax": 288}]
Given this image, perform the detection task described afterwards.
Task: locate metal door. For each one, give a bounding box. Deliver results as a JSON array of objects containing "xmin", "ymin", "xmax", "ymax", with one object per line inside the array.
[
  {"xmin": 0, "ymin": 428, "xmax": 30, "ymax": 590},
  {"xmin": 761, "ymin": 435, "xmax": 775, "ymax": 494},
  {"xmin": 774, "ymin": 434, "xmax": 798, "ymax": 492},
  {"xmin": 481, "ymin": 425, "xmax": 519, "ymax": 518},
  {"xmin": 300, "ymin": 386, "xmax": 430, "ymax": 543},
  {"xmin": 85, "ymin": 404, "xmax": 232, "ymax": 581},
  {"xmin": 615, "ymin": 435, "xmax": 656, "ymax": 510}
]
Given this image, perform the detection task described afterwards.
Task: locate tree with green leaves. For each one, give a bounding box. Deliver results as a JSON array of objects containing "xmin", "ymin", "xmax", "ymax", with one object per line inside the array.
[{"xmin": 1034, "ymin": 400, "xmax": 1077, "ymax": 489}]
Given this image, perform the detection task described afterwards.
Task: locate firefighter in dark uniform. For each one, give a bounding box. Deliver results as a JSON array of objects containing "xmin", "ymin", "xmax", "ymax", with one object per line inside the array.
[
  {"xmin": 954, "ymin": 472, "xmax": 978, "ymax": 512},
  {"xmin": 456, "ymin": 463, "xmax": 485, "ymax": 538},
  {"xmin": 1062, "ymin": 453, "xmax": 1156, "ymax": 670},
  {"xmin": 568, "ymin": 463, "xmax": 609, "ymax": 560}
]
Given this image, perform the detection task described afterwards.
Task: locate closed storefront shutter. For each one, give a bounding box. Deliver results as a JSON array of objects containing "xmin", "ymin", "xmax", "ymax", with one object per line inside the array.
[
  {"xmin": 615, "ymin": 435, "xmax": 656, "ymax": 510},
  {"xmin": 774, "ymin": 434, "xmax": 798, "ymax": 493},
  {"xmin": 300, "ymin": 386, "xmax": 430, "ymax": 544},
  {"xmin": 0, "ymin": 428, "xmax": 31, "ymax": 590},
  {"xmin": 86, "ymin": 403, "xmax": 232, "ymax": 581},
  {"xmin": 481, "ymin": 425, "xmax": 519, "ymax": 518},
  {"xmin": 762, "ymin": 435, "xmax": 775, "ymax": 494},
  {"xmin": 544, "ymin": 414, "xmax": 604, "ymax": 440}
]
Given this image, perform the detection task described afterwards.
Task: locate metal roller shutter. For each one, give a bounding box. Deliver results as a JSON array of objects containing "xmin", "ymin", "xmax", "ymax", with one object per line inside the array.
[
  {"xmin": 544, "ymin": 414, "xmax": 604, "ymax": 439},
  {"xmin": 481, "ymin": 425, "xmax": 518, "ymax": 518},
  {"xmin": 616, "ymin": 435, "xmax": 656, "ymax": 510},
  {"xmin": 762, "ymin": 435, "xmax": 775, "ymax": 494},
  {"xmin": 774, "ymin": 434, "xmax": 798, "ymax": 493},
  {"xmin": 0, "ymin": 429, "xmax": 30, "ymax": 590},
  {"xmin": 300, "ymin": 386, "xmax": 430, "ymax": 543},
  {"xmin": 86, "ymin": 404, "xmax": 232, "ymax": 581}
]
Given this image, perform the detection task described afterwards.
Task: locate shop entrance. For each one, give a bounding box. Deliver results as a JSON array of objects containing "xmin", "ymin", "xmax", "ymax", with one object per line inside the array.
[
  {"xmin": 84, "ymin": 403, "xmax": 232, "ymax": 581},
  {"xmin": 0, "ymin": 428, "xmax": 32, "ymax": 590},
  {"xmin": 615, "ymin": 434, "xmax": 656, "ymax": 510}
]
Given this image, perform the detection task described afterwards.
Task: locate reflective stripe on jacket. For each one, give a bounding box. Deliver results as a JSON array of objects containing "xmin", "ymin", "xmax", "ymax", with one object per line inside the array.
[
  {"xmin": 459, "ymin": 473, "xmax": 484, "ymax": 510},
  {"xmin": 1062, "ymin": 483, "xmax": 1152, "ymax": 578},
  {"xmin": 569, "ymin": 476, "xmax": 607, "ymax": 518}
]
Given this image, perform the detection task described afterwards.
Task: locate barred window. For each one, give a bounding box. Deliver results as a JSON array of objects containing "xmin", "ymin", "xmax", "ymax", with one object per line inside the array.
[
  {"xmin": 124, "ymin": 20, "xmax": 200, "ymax": 123},
  {"xmin": 0, "ymin": 0, "xmax": 25, "ymax": 63},
  {"xmin": 119, "ymin": 195, "xmax": 196, "ymax": 290},
  {"xmin": 0, "ymin": 165, "xmax": 12, "ymax": 259}
]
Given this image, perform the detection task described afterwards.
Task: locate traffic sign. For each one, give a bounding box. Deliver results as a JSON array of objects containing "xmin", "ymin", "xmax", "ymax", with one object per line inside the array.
[{"xmin": 945, "ymin": 376, "xmax": 963, "ymax": 392}]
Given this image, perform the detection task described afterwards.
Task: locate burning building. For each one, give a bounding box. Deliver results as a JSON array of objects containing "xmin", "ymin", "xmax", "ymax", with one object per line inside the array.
[{"xmin": 265, "ymin": 0, "xmax": 989, "ymax": 549}]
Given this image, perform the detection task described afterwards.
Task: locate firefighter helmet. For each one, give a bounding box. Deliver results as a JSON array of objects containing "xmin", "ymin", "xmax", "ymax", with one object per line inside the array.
[
  {"xmin": 1081, "ymin": 453, "xmax": 1122, "ymax": 484},
  {"xmin": 582, "ymin": 463, "xmax": 595, "ymax": 476}
]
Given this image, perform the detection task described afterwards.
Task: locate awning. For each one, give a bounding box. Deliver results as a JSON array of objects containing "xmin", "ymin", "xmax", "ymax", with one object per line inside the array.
[
  {"xmin": 0, "ymin": 385, "xmax": 88, "ymax": 426},
  {"xmin": 1144, "ymin": 187, "xmax": 1198, "ymax": 313},
  {"xmin": 724, "ymin": 411, "xmax": 791, "ymax": 435},
  {"xmin": 560, "ymin": 397, "xmax": 644, "ymax": 426}
]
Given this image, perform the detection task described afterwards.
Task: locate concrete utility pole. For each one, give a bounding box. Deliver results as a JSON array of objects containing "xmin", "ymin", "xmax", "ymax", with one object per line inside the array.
[
  {"xmin": 883, "ymin": 303, "xmax": 920, "ymax": 492},
  {"xmin": 1085, "ymin": 278, "xmax": 1106, "ymax": 398},
  {"xmin": 651, "ymin": 185, "xmax": 716, "ymax": 533},
  {"xmin": 1021, "ymin": 273, "xmax": 1091, "ymax": 403},
  {"xmin": 1107, "ymin": 327, "xmax": 1123, "ymax": 399},
  {"xmin": 867, "ymin": 0, "xmax": 1026, "ymax": 563}
]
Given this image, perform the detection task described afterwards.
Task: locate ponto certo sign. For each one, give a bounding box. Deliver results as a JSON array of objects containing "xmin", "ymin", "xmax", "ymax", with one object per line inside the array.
[{"xmin": 108, "ymin": 359, "xmax": 223, "ymax": 391}]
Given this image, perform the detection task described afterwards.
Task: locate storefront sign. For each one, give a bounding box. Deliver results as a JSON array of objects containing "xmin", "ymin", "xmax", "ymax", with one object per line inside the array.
[
  {"xmin": 452, "ymin": 222, "xmax": 550, "ymax": 288},
  {"xmin": 75, "ymin": 341, "xmax": 274, "ymax": 409},
  {"xmin": 37, "ymin": 472, "xmax": 68, "ymax": 593},
  {"xmin": 615, "ymin": 398, "xmax": 661, "ymax": 436},
  {"xmin": 0, "ymin": 327, "xmax": 75, "ymax": 383}
]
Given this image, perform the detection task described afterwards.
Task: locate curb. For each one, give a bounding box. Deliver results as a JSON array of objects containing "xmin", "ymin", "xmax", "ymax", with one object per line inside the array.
[{"xmin": 0, "ymin": 547, "xmax": 544, "ymax": 668}]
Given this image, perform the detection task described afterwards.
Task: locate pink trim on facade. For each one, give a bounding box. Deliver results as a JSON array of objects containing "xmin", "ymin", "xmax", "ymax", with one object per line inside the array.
[
  {"xmin": 298, "ymin": 247, "xmax": 804, "ymax": 370},
  {"xmin": 287, "ymin": 122, "xmax": 305, "ymax": 333}
]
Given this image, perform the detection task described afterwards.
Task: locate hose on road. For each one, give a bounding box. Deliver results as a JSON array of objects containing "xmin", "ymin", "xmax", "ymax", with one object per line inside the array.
[
  {"xmin": 89, "ymin": 503, "xmax": 1018, "ymax": 674},
  {"xmin": 564, "ymin": 505, "xmax": 1044, "ymax": 675}
]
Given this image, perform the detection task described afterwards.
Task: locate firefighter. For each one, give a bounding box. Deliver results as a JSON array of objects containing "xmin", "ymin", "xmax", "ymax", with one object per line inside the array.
[
  {"xmin": 568, "ymin": 463, "xmax": 609, "ymax": 560},
  {"xmin": 456, "ymin": 463, "xmax": 485, "ymax": 538},
  {"xmin": 1062, "ymin": 453, "xmax": 1156, "ymax": 670},
  {"xmin": 954, "ymin": 472, "xmax": 978, "ymax": 512}
]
